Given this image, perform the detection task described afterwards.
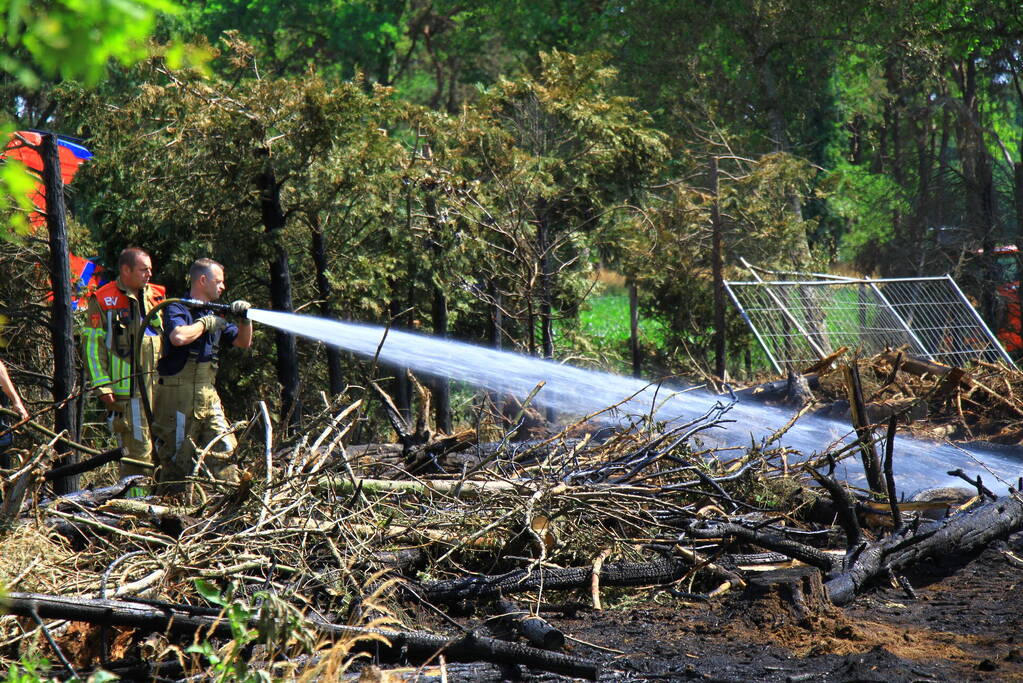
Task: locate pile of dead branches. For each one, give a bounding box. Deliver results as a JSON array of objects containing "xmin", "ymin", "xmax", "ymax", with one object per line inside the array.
[
  {"xmin": 745, "ymin": 350, "xmax": 1023, "ymax": 445},
  {"xmin": 0, "ymin": 380, "xmax": 1019, "ymax": 681}
]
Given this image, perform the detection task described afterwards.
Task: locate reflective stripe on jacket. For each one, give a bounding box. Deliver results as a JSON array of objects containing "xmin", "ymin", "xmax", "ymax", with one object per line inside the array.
[{"xmin": 83, "ymin": 279, "xmax": 166, "ymax": 398}]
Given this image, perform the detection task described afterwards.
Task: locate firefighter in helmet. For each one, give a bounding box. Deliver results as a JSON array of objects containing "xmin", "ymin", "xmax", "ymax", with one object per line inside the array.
[
  {"xmin": 152, "ymin": 258, "xmax": 252, "ymax": 494},
  {"xmin": 83, "ymin": 247, "xmax": 165, "ymax": 477}
]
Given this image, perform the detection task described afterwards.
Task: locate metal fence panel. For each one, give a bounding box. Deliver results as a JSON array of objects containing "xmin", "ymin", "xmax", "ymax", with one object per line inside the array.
[{"xmin": 724, "ymin": 275, "xmax": 1015, "ymax": 373}]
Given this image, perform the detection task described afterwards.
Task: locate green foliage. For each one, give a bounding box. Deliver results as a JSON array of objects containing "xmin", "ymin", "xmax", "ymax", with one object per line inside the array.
[
  {"xmin": 188, "ymin": 579, "xmax": 319, "ymax": 682},
  {"xmin": 29, "ymin": 0, "xmax": 1023, "ymax": 417},
  {"xmin": 0, "ymin": 152, "xmax": 37, "ymax": 236},
  {"xmin": 0, "ymin": 654, "xmax": 118, "ymax": 683},
  {"xmin": 2, "ymin": 654, "xmax": 53, "ymax": 683},
  {"xmin": 0, "ymin": 0, "xmax": 211, "ymax": 244},
  {"xmin": 452, "ymin": 50, "xmax": 668, "ymax": 353},
  {"xmin": 827, "ymin": 162, "xmax": 909, "ymax": 260},
  {"xmin": 556, "ymin": 291, "xmax": 667, "ymax": 372},
  {"xmin": 182, "ymin": 0, "xmax": 407, "ymax": 80},
  {"xmin": 0, "ymin": 0, "xmax": 181, "ymax": 87}
]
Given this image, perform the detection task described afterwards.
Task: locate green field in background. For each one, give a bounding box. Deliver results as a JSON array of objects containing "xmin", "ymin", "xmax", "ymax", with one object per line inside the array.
[{"xmin": 577, "ymin": 293, "xmax": 666, "ymax": 347}]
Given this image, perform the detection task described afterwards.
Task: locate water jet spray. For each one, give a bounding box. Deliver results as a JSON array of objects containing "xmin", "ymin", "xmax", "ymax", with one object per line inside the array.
[{"xmin": 247, "ymin": 309, "xmax": 1022, "ymax": 494}]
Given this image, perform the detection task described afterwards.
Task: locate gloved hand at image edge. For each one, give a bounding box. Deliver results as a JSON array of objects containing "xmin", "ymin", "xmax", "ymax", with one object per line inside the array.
[{"xmin": 230, "ymin": 300, "xmax": 252, "ymax": 318}]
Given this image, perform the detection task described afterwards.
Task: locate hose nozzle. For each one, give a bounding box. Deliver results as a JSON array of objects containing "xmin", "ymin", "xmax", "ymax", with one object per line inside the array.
[{"xmin": 179, "ymin": 298, "xmax": 233, "ymax": 314}]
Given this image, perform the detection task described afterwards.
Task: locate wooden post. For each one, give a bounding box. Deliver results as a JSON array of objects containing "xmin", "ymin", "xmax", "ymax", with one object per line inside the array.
[
  {"xmin": 842, "ymin": 362, "xmax": 885, "ymax": 495},
  {"xmin": 41, "ymin": 133, "xmax": 79, "ymax": 494},
  {"xmin": 711, "ymin": 156, "xmax": 727, "ymax": 380}
]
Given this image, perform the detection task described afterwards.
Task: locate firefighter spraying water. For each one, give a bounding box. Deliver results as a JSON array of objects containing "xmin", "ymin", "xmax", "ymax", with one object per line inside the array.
[
  {"xmin": 135, "ymin": 259, "xmax": 252, "ymax": 495},
  {"xmin": 124, "ymin": 280, "xmax": 1018, "ymax": 497}
]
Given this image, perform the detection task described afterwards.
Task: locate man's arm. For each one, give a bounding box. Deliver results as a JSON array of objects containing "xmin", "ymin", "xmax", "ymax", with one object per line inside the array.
[
  {"xmin": 82, "ymin": 297, "xmax": 116, "ymax": 407},
  {"xmin": 0, "ymin": 359, "xmax": 28, "ymax": 420},
  {"xmin": 168, "ymin": 319, "xmax": 207, "ymax": 347},
  {"xmin": 233, "ymin": 319, "xmax": 253, "ymax": 348}
]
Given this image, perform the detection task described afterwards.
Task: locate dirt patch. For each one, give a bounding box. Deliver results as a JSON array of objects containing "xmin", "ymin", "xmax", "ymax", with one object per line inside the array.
[{"xmin": 514, "ymin": 533, "xmax": 1023, "ymax": 681}]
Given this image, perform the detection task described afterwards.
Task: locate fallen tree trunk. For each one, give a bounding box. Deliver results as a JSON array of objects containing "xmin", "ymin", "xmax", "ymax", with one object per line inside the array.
[
  {"xmin": 879, "ymin": 351, "xmax": 951, "ymax": 379},
  {"xmin": 0, "ymin": 592, "xmax": 598, "ymax": 680},
  {"xmin": 825, "ymin": 494, "xmax": 1023, "ymax": 605},
  {"xmin": 101, "ymin": 658, "xmax": 513, "ymax": 683},
  {"xmin": 40, "ymin": 475, "xmax": 146, "ymax": 511},
  {"xmin": 420, "ymin": 556, "xmax": 688, "ymax": 602},
  {"xmin": 43, "ymin": 447, "xmax": 124, "ymax": 482},
  {"xmin": 315, "ymin": 476, "xmax": 528, "ymax": 496}
]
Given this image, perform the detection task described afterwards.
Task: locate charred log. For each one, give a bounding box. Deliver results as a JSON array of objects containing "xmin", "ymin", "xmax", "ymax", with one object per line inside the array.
[
  {"xmin": 825, "ymin": 494, "xmax": 1023, "ymax": 605},
  {"xmin": 493, "ymin": 599, "xmax": 565, "ymax": 650},
  {"xmin": 43, "ymin": 447, "xmax": 124, "ymax": 482},
  {"xmin": 420, "ymin": 556, "xmax": 689, "ymax": 602},
  {"xmin": 0, "ymin": 592, "xmax": 599, "ymax": 679},
  {"xmin": 687, "ymin": 521, "xmax": 836, "ymax": 572},
  {"xmin": 40, "ymin": 475, "xmax": 146, "ymax": 510}
]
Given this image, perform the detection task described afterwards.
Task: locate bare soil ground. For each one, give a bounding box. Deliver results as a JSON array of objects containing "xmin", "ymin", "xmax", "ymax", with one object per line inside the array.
[{"xmin": 512, "ymin": 533, "xmax": 1023, "ymax": 682}]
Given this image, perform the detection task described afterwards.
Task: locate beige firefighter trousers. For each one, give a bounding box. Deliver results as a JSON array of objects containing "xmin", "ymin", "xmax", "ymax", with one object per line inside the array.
[
  {"xmin": 152, "ymin": 359, "xmax": 240, "ymax": 493},
  {"xmin": 108, "ymin": 334, "xmax": 161, "ymax": 477},
  {"xmin": 108, "ymin": 397, "xmax": 152, "ymax": 477}
]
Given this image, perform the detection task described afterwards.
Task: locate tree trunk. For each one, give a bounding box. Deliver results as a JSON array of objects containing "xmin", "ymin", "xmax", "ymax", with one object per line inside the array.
[
  {"xmin": 489, "ymin": 279, "xmax": 505, "ymax": 417},
  {"xmin": 883, "ymin": 58, "xmax": 905, "ymax": 276},
  {"xmin": 537, "ymin": 215, "xmax": 554, "ymax": 359},
  {"xmin": 710, "ymin": 156, "xmax": 726, "ymax": 380},
  {"xmin": 751, "ymin": 42, "xmax": 810, "ymax": 263},
  {"xmin": 431, "ymin": 287, "xmax": 451, "ymax": 432},
  {"xmin": 826, "ymin": 494, "xmax": 1023, "ymax": 605},
  {"xmin": 935, "ymin": 102, "xmax": 952, "ymax": 230},
  {"xmin": 908, "ymin": 115, "xmax": 934, "ymax": 274},
  {"xmin": 490, "ymin": 279, "xmax": 503, "ymax": 350},
  {"xmin": 387, "ymin": 298, "xmax": 412, "ymax": 422},
  {"xmin": 257, "ymin": 161, "xmax": 301, "ymax": 428},
  {"xmin": 1015, "ymin": 159, "xmax": 1023, "ymax": 341},
  {"xmin": 42, "ymin": 133, "xmax": 79, "ymax": 494},
  {"xmin": 425, "ymin": 194, "xmax": 450, "ymax": 433},
  {"xmin": 978, "ymin": 149, "xmax": 999, "ymax": 325},
  {"xmin": 629, "ymin": 280, "xmax": 640, "ymax": 377},
  {"xmin": 308, "ymin": 215, "xmax": 344, "ymax": 397},
  {"xmin": 954, "ymin": 57, "xmax": 999, "ymax": 325}
]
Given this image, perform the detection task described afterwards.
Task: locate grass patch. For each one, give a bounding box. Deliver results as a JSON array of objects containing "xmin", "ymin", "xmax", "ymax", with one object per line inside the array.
[{"xmin": 579, "ymin": 294, "xmax": 666, "ymax": 347}]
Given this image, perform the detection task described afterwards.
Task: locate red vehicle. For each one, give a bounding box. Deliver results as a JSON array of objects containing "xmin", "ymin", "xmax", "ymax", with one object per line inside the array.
[
  {"xmin": 997, "ymin": 280, "xmax": 1021, "ymax": 352},
  {"xmin": 990, "ymin": 245, "xmax": 1021, "ymax": 353}
]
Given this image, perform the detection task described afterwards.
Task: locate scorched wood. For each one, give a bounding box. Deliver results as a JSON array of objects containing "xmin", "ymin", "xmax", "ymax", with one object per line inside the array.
[{"xmin": 0, "ymin": 592, "xmax": 598, "ymax": 679}]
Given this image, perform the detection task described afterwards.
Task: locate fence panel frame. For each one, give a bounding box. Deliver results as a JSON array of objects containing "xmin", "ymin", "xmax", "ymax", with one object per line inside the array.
[{"xmin": 724, "ymin": 274, "xmax": 1017, "ymax": 372}]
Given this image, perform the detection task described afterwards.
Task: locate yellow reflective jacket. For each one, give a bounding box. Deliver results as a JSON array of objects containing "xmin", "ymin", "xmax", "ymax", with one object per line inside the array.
[{"xmin": 82, "ymin": 279, "xmax": 165, "ymax": 400}]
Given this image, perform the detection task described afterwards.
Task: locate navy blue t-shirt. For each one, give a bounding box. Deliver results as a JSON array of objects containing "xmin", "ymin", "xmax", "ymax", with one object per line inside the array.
[{"xmin": 157, "ymin": 301, "xmax": 239, "ymax": 376}]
